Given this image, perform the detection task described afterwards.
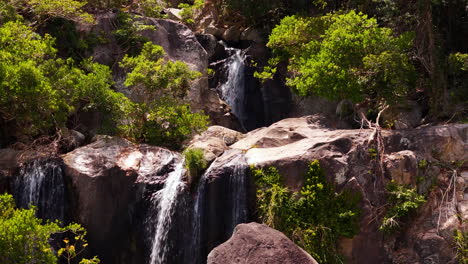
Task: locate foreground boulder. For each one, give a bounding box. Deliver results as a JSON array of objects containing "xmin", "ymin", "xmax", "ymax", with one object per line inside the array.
[
  {"xmin": 207, "ymin": 222, "xmax": 318, "ymax": 264},
  {"xmin": 62, "ymin": 135, "xmax": 181, "ymax": 264}
]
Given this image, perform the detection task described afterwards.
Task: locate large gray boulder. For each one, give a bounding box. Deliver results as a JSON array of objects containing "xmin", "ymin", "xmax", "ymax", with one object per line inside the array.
[
  {"xmin": 207, "ymin": 222, "xmax": 318, "ymax": 264},
  {"xmin": 62, "ymin": 135, "xmax": 181, "ymax": 264},
  {"xmin": 208, "ymin": 116, "xmax": 468, "ymax": 263}
]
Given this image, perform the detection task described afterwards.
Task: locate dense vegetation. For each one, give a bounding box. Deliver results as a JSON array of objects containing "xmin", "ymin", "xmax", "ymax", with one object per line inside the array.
[
  {"xmin": 253, "ymin": 161, "xmax": 360, "ymax": 263},
  {"xmin": 258, "ymin": 11, "xmax": 415, "ymax": 106},
  {"xmin": 0, "ymin": 0, "xmax": 209, "ymax": 150},
  {"xmin": 0, "ymin": 193, "xmax": 99, "ymax": 264},
  {"xmin": 228, "ymin": 0, "xmax": 466, "ymax": 121}
]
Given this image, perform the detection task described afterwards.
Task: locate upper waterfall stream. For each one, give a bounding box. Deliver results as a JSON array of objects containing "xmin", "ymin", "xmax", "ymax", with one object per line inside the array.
[{"xmin": 216, "ymin": 43, "xmax": 247, "ymax": 130}]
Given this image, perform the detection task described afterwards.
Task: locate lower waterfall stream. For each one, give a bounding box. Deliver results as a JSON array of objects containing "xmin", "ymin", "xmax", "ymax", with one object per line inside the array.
[{"xmin": 149, "ymin": 158, "xmax": 186, "ymax": 264}]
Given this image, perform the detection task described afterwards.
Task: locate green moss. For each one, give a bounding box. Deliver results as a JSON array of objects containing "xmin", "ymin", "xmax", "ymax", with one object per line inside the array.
[{"xmin": 253, "ymin": 160, "xmax": 361, "ymax": 264}]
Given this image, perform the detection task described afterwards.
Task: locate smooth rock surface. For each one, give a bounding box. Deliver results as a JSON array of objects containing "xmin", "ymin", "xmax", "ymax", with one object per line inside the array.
[
  {"xmin": 209, "ymin": 116, "xmax": 468, "ymax": 263},
  {"xmin": 62, "ymin": 135, "xmax": 181, "ymax": 263},
  {"xmin": 188, "ymin": 125, "xmax": 245, "ymax": 163},
  {"xmin": 207, "ymin": 222, "xmax": 318, "ymax": 264}
]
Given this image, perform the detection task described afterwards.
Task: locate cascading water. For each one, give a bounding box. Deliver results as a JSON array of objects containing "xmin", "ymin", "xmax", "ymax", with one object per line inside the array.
[
  {"xmin": 13, "ymin": 159, "xmax": 66, "ymax": 222},
  {"xmin": 191, "ymin": 152, "xmax": 249, "ymax": 264},
  {"xmin": 149, "ymin": 158, "xmax": 186, "ymax": 264},
  {"xmin": 229, "ymin": 163, "xmax": 248, "ymax": 231},
  {"xmin": 216, "ymin": 44, "xmax": 247, "ymax": 129}
]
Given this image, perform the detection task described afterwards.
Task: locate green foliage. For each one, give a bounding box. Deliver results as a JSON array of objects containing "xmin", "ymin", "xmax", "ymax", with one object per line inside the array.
[
  {"xmin": 0, "ymin": 21, "xmax": 132, "ymax": 138},
  {"xmin": 254, "ymin": 160, "xmax": 361, "ymax": 264},
  {"xmin": 0, "ymin": 193, "xmax": 100, "ymax": 264},
  {"xmin": 183, "ymin": 148, "xmax": 207, "ymax": 183},
  {"xmin": 220, "ymin": 0, "xmax": 325, "ymax": 26},
  {"xmin": 454, "ymin": 229, "xmax": 468, "ymax": 264},
  {"xmin": 138, "ymin": 0, "xmax": 166, "ymax": 18},
  {"xmin": 178, "ymin": 0, "xmax": 204, "ymax": 25},
  {"xmin": 263, "ymin": 11, "xmax": 416, "ymax": 105},
  {"xmin": 2, "ymin": 0, "xmax": 93, "ymax": 25},
  {"xmin": 120, "ymin": 42, "xmax": 208, "ymax": 149},
  {"xmin": 121, "ymin": 42, "xmax": 201, "ymax": 98},
  {"xmin": 379, "ymin": 181, "xmax": 426, "ymax": 233},
  {"xmin": 140, "ymin": 101, "xmax": 209, "ymax": 149},
  {"xmin": 26, "ymin": 0, "xmax": 94, "ymax": 24},
  {"xmin": 113, "ymin": 12, "xmax": 155, "ymax": 56}
]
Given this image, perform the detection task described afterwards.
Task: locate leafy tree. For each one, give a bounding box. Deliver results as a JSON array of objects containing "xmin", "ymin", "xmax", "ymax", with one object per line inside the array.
[
  {"xmin": 261, "ymin": 11, "xmax": 416, "ymax": 105},
  {"xmin": 0, "ymin": 193, "xmax": 99, "ymax": 264},
  {"xmin": 121, "ymin": 42, "xmax": 201, "ymax": 98},
  {"xmin": 0, "ymin": 20, "xmax": 132, "ymax": 138},
  {"xmin": 253, "ymin": 161, "xmax": 360, "ymax": 263},
  {"xmin": 120, "ymin": 42, "xmax": 209, "ymax": 149}
]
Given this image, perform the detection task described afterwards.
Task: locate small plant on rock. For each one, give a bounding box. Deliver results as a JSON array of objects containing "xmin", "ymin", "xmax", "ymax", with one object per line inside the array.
[
  {"xmin": 379, "ymin": 181, "xmax": 425, "ymax": 233},
  {"xmin": 183, "ymin": 148, "xmax": 207, "ymax": 185}
]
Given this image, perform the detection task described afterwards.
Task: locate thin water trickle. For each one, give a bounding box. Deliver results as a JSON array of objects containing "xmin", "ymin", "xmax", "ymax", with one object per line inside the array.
[{"xmin": 149, "ymin": 158, "xmax": 186, "ymax": 264}]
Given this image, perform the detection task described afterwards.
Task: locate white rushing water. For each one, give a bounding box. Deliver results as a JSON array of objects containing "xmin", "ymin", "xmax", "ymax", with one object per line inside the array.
[
  {"xmin": 191, "ymin": 154, "xmax": 248, "ymax": 263},
  {"xmin": 229, "ymin": 162, "xmax": 248, "ymax": 231},
  {"xmin": 149, "ymin": 158, "xmax": 186, "ymax": 264},
  {"xmin": 14, "ymin": 159, "xmax": 65, "ymax": 222},
  {"xmin": 218, "ymin": 44, "xmax": 247, "ymax": 128}
]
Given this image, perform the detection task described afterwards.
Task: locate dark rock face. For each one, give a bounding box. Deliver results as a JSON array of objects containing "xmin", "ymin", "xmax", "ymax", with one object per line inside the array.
[
  {"xmin": 62, "ymin": 136, "xmax": 181, "ymax": 264},
  {"xmin": 207, "ymin": 222, "xmax": 318, "ymax": 264}
]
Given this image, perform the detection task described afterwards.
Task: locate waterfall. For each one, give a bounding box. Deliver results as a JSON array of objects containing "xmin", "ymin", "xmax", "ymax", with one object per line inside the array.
[
  {"xmin": 149, "ymin": 158, "xmax": 186, "ymax": 264},
  {"xmin": 191, "ymin": 153, "xmax": 249, "ymax": 264},
  {"xmin": 217, "ymin": 44, "xmax": 247, "ymax": 129},
  {"xmin": 229, "ymin": 163, "xmax": 248, "ymax": 231},
  {"xmin": 13, "ymin": 159, "xmax": 66, "ymax": 222}
]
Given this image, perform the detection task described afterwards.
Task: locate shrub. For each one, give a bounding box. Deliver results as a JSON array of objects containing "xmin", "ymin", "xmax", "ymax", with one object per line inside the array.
[
  {"xmin": 454, "ymin": 229, "xmax": 468, "ymax": 264},
  {"xmin": 183, "ymin": 148, "xmax": 207, "ymax": 185},
  {"xmin": 178, "ymin": 0, "xmax": 204, "ymax": 25},
  {"xmin": 120, "ymin": 42, "xmax": 209, "ymax": 149},
  {"xmin": 253, "ymin": 160, "xmax": 360, "ymax": 264},
  {"xmin": 0, "ymin": 193, "xmax": 99, "ymax": 264},
  {"xmin": 379, "ymin": 181, "xmax": 425, "ymax": 233}
]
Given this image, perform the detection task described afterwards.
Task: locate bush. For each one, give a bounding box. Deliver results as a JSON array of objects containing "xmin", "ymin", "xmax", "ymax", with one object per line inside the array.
[
  {"xmin": 261, "ymin": 11, "xmax": 416, "ymax": 105},
  {"xmin": 178, "ymin": 0, "xmax": 204, "ymax": 25},
  {"xmin": 0, "ymin": 193, "xmax": 99, "ymax": 264},
  {"xmin": 120, "ymin": 42, "xmax": 209, "ymax": 149},
  {"xmin": 141, "ymin": 101, "xmax": 209, "ymax": 149},
  {"xmin": 0, "ymin": 20, "xmax": 133, "ymax": 139},
  {"xmin": 183, "ymin": 148, "xmax": 207, "ymax": 185},
  {"xmin": 253, "ymin": 160, "xmax": 360, "ymax": 263},
  {"xmin": 379, "ymin": 181, "xmax": 425, "ymax": 233}
]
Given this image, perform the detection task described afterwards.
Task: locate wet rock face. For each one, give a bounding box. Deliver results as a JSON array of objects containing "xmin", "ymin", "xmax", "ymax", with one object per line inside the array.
[
  {"xmin": 207, "ymin": 222, "xmax": 318, "ymax": 264},
  {"xmin": 62, "ymin": 136, "xmax": 181, "ymax": 264}
]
